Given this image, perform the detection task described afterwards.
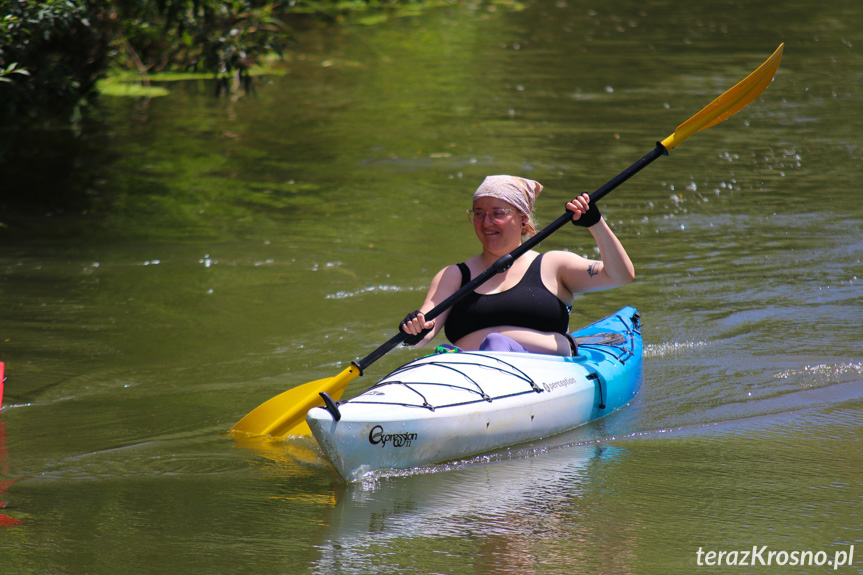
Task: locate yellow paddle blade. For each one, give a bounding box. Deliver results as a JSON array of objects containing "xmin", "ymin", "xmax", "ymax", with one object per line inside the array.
[
  {"xmin": 229, "ymin": 364, "xmax": 360, "ymax": 438},
  {"xmin": 661, "ymin": 43, "xmax": 784, "ymax": 151}
]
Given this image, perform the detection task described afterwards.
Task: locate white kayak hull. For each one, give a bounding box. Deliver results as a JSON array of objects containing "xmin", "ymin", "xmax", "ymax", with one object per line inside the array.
[{"xmin": 308, "ymin": 306, "xmax": 643, "ymax": 480}]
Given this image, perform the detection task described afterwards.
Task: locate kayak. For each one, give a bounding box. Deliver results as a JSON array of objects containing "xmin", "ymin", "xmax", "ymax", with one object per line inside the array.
[
  {"xmin": 308, "ymin": 307, "xmax": 642, "ymax": 480},
  {"xmin": 307, "ymin": 306, "xmax": 643, "ymax": 481}
]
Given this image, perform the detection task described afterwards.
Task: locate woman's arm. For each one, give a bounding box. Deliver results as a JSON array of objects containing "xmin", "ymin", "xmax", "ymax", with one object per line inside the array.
[
  {"xmin": 400, "ymin": 264, "xmax": 463, "ymax": 347},
  {"xmin": 557, "ymin": 193, "xmax": 635, "ymax": 293}
]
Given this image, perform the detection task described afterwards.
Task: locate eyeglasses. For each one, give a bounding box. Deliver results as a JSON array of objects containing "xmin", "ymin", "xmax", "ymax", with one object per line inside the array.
[{"xmin": 466, "ymin": 208, "xmax": 516, "ymax": 224}]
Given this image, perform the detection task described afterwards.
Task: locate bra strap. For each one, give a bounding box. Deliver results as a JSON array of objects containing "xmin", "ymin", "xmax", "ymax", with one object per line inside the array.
[{"xmin": 456, "ymin": 262, "xmax": 471, "ymax": 287}]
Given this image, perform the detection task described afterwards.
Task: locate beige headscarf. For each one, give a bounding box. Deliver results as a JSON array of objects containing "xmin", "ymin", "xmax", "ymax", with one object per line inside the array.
[
  {"xmin": 473, "ymin": 175, "xmax": 543, "ymax": 216},
  {"xmin": 473, "ymin": 175, "xmax": 543, "ymax": 236}
]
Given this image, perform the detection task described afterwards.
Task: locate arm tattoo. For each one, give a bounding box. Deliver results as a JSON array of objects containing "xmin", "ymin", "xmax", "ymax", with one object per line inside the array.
[{"xmin": 586, "ymin": 262, "xmax": 600, "ymax": 278}]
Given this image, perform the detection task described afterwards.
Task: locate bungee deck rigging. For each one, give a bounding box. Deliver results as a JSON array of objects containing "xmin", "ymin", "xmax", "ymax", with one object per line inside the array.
[
  {"xmin": 574, "ymin": 311, "xmax": 641, "ymax": 364},
  {"xmin": 349, "ymin": 353, "xmax": 544, "ymax": 412},
  {"xmin": 329, "ymin": 310, "xmax": 642, "ymax": 416}
]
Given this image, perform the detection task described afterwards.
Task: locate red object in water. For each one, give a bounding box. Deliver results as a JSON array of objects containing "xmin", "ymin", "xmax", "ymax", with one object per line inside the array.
[
  {"xmin": 0, "ymin": 480, "xmax": 21, "ymax": 527},
  {"xmin": 0, "ymin": 515, "xmax": 21, "ymax": 526},
  {"xmin": 0, "ymin": 361, "xmax": 4, "ymax": 407},
  {"xmin": 1, "ymin": 401, "xmax": 20, "ymax": 525}
]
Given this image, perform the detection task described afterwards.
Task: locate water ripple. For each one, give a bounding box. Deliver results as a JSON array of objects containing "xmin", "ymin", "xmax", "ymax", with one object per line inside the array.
[{"xmin": 325, "ymin": 284, "xmax": 420, "ymax": 300}]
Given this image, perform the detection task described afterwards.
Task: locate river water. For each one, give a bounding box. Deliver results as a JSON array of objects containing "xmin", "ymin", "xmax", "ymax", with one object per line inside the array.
[{"xmin": 1, "ymin": 0, "xmax": 861, "ymax": 573}]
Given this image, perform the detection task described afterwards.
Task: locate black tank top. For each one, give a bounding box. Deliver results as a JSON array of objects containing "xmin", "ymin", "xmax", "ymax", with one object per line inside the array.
[{"xmin": 444, "ymin": 253, "xmax": 572, "ymax": 343}]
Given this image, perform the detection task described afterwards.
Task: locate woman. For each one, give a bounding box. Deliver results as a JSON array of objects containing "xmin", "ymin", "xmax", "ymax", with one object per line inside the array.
[{"xmin": 400, "ymin": 175, "xmax": 635, "ymax": 356}]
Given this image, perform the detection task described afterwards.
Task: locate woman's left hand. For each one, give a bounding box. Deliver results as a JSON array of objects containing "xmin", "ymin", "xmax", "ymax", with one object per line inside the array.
[{"xmin": 566, "ymin": 192, "xmax": 602, "ymax": 228}]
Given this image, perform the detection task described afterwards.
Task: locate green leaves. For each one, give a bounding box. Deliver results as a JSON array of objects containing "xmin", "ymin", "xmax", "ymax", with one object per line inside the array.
[
  {"xmin": 0, "ymin": 62, "xmax": 31, "ymax": 83},
  {"xmin": 118, "ymin": 1, "xmax": 293, "ymax": 78}
]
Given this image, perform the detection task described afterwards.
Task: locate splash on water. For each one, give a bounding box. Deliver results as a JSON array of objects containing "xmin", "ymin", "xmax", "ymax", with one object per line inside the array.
[
  {"xmin": 644, "ymin": 341, "xmax": 709, "ymax": 358},
  {"xmin": 774, "ymin": 362, "xmax": 863, "ymax": 383},
  {"xmin": 325, "ymin": 285, "xmax": 420, "ymax": 300}
]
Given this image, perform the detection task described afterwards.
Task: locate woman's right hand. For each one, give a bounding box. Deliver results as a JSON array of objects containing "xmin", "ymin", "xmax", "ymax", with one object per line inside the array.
[{"xmin": 400, "ymin": 310, "xmax": 435, "ymax": 345}]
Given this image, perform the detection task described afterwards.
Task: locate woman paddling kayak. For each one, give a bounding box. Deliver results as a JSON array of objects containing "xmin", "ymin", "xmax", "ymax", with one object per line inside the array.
[{"xmin": 400, "ymin": 175, "xmax": 635, "ymax": 356}]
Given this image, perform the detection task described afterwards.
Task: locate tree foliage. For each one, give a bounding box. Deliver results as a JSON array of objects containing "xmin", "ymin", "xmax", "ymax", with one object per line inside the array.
[
  {"xmin": 1, "ymin": 1, "xmax": 111, "ymax": 123},
  {"xmin": 113, "ymin": 1, "xmax": 292, "ymax": 75},
  {"xmin": 0, "ymin": 1, "xmax": 293, "ymax": 126}
]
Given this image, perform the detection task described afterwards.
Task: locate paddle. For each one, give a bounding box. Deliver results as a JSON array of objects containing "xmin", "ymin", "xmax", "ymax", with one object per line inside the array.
[{"xmin": 230, "ymin": 43, "xmax": 784, "ymax": 438}]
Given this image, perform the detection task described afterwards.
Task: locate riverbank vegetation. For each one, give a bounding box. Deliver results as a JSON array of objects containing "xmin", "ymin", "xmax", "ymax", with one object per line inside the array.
[{"xmin": 0, "ymin": 0, "xmax": 370, "ymax": 126}]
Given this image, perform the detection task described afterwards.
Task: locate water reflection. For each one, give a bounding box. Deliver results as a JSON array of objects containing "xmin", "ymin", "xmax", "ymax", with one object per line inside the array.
[
  {"xmin": 313, "ymin": 444, "xmax": 633, "ymax": 574},
  {"xmin": 0, "ymin": 419, "xmax": 23, "ymax": 527}
]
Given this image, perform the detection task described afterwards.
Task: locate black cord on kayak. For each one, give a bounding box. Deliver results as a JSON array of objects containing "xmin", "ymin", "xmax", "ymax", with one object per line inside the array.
[{"xmin": 588, "ymin": 373, "xmax": 606, "ymax": 410}]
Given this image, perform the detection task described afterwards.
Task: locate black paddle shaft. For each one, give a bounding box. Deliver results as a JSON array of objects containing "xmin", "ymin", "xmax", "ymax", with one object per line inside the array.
[{"xmin": 354, "ymin": 142, "xmax": 668, "ymax": 373}]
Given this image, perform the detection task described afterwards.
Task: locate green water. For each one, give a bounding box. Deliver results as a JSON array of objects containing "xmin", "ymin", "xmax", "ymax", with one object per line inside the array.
[{"xmin": 1, "ymin": 0, "xmax": 861, "ymax": 573}]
